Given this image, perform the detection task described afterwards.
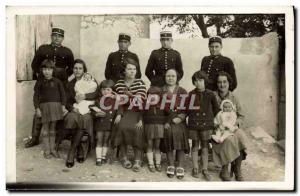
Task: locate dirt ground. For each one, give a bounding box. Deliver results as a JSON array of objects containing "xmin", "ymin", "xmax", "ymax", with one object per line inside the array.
[{"xmin": 16, "ymin": 128, "xmax": 285, "ymax": 183}]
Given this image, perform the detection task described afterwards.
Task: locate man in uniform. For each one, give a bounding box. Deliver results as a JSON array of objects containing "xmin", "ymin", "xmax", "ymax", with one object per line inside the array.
[
  {"xmin": 200, "ymin": 36, "xmax": 237, "ymax": 91},
  {"xmin": 145, "ymin": 31, "xmax": 183, "ymax": 87},
  {"xmin": 25, "ymin": 27, "xmax": 74, "ymax": 148},
  {"xmin": 105, "ymin": 33, "xmax": 141, "ymax": 82}
]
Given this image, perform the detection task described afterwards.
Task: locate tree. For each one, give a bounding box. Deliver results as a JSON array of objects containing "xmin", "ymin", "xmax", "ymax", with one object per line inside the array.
[{"xmin": 152, "ymin": 14, "xmax": 284, "ymax": 38}]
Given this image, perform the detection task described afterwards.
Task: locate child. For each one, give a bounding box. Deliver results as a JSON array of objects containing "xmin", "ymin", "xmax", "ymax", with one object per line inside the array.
[
  {"xmin": 90, "ymin": 79, "xmax": 116, "ymax": 166},
  {"xmin": 33, "ymin": 59, "xmax": 67, "ymax": 159},
  {"xmin": 187, "ymin": 70, "xmax": 219, "ymax": 181},
  {"xmin": 73, "ymin": 72, "xmax": 98, "ymax": 115},
  {"xmin": 143, "ymin": 86, "xmax": 165, "ymax": 172},
  {"xmin": 212, "ymin": 99, "xmax": 238, "ymax": 143}
]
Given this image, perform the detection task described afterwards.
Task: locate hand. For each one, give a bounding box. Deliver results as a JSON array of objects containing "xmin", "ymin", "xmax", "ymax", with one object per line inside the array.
[
  {"xmin": 72, "ymin": 108, "xmax": 79, "ymax": 113},
  {"xmin": 172, "ymin": 117, "xmax": 182, "ymax": 124},
  {"xmin": 135, "ymin": 120, "xmax": 143, "ymax": 131},
  {"xmin": 124, "ymin": 90, "xmax": 133, "ymax": 97},
  {"xmin": 35, "ymin": 108, "xmax": 42, "ymax": 118},
  {"xmin": 164, "ymin": 123, "xmax": 171, "ymax": 130},
  {"xmin": 62, "ymin": 106, "xmax": 68, "ymax": 116},
  {"xmin": 95, "ymin": 111, "xmax": 106, "ymax": 117},
  {"xmin": 75, "ymin": 93, "xmax": 86, "ymax": 103},
  {"xmin": 114, "ymin": 115, "xmax": 122, "ymax": 124}
]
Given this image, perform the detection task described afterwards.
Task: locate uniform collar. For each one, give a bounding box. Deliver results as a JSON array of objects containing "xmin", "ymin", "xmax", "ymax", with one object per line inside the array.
[
  {"xmin": 118, "ymin": 50, "xmax": 128, "ymax": 53},
  {"xmin": 51, "ymin": 43, "xmax": 62, "ymax": 48},
  {"xmin": 210, "ymin": 54, "xmax": 221, "ymax": 59},
  {"xmin": 161, "ymin": 47, "xmax": 172, "ymax": 51},
  {"xmin": 43, "ymin": 77, "xmax": 54, "ymax": 82}
]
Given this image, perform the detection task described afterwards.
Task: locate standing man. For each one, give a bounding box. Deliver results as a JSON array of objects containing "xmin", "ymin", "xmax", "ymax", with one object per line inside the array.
[
  {"xmin": 25, "ymin": 27, "xmax": 74, "ymax": 148},
  {"xmin": 145, "ymin": 31, "xmax": 183, "ymax": 87},
  {"xmin": 200, "ymin": 36, "xmax": 237, "ymax": 91},
  {"xmin": 105, "ymin": 33, "xmax": 141, "ymax": 83}
]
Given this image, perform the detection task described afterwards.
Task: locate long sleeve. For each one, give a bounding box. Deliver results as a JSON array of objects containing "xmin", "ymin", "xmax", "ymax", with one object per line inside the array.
[
  {"xmin": 145, "ymin": 51, "xmax": 155, "ymax": 83},
  {"xmin": 105, "ymin": 53, "xmax": 112, "ymax": 80},
  {"xmin": 134, "ymin": 53, "xmax": 142, "ymax": 79},
  {"xmin": 58, "ymin": 80, "xmax": 67, "ymax": 106},
  {"xmin": 31, "ymin": 46, "xmax": 44, "ymax": 79},
  {"xmin": 211, "ymin": 93, "xmax": 220, "ymax": 116},
  {"xmin": 33, "ymin": 80, "xmax": 42, "ymax": 109},
  {"xmin": 175, "ymin": 52, "xmax": 184, "ymax": 81},
  {"xmin": 66, "ymin": 49, "xmax": 75, "ymax": 76},
  {"xmin": 85, "ymin": 80, "xmax": 98, "ymax": 100},
  {"xmin": 65, "ymin": 81, "xmax": 75, "ymax": 112},
  {"xmin": 226, "ymin": 58, "xmax": 237, "ymax": 91}
]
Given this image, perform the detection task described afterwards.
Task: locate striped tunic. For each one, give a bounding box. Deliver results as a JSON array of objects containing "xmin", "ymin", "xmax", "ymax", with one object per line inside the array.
[{"xmin": 114, "ymin": 78, "xmax": 147, "ymax": 100}]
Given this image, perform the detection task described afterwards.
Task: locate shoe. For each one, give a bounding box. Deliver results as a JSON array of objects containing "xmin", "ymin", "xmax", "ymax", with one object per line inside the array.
[
  {"xmin": 166, "ymin": 166, "xmax": 175, "ymax": 178},
  {"xmin": 66, "ymin": 160, "xmax": 74, "ymax": 168},
  {"xmin": 155, "ymin": 164, "xmax": 162, "ymax": 172},
  {"xmin": 43, "ymin": 152, "xmax": 52, "ymax": 159},
  {"xmin": 148, "ymin": 164, "xmax": 156, "ymax": 173},
  {"xmin": 191, "ymin": 168, "xmax": 199, "ymax": 178},
  {"xmin": 51, "ymin": 151, "xmax": 60, "ymax": 158},
  {"xmin": 233, "ymin": 156, "xmax": 244, "ymax": 181},
  {"xmin": 77, "ymin": 157, "xmax": 84, "ymax": 163},
  {"xmin": 25, "ymin": 138, "xmax": 39, "ymax": 148},
  {"xmin": 132, "ymin": 160, "xmax": 141, "ymax": 172},
  {"xmin": 122, "ymin": 159, "xmax": 132, "ymax": 169},
  {"xmin": 220, "ymin": 164, "xmax": 231, "ymax": 181},
  {"xmin": 176, "ymin": 167, "xmax": 185, "ymax": 180},
  {"xmin": 101, "ymin": 158, "xmax": 107, "ymax": 164},
  {"xmin": 202, "ymin": 169, "xmax": 212, "ymax": 181},
  {"xmin": 96, "ymin": 158, "xmax": 102, "ymax": 166}
]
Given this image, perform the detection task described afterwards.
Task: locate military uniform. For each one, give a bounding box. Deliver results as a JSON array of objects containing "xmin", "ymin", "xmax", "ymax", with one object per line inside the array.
[
  {"xmin": 200, "ymin": 36, "xmax": 237, "ymax": 91},
  {"xmin": 31, "ymin": 28, "xmax": 74, "ymax": 82},
  {"xmin": 105, "ymin": 33, "xmax": 141, "ymax": 83},
  {"xmin": 145, "ymin": 31, "xmax": 183, "ymax": 87}
]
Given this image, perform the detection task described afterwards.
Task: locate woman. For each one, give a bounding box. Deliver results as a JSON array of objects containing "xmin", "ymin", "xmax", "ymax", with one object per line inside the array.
[
  {"xmin": 212, "ymin": 71, "xmax": 248, "ymax": 181},
  {"xmin": 113, "ymin": 58, "xmax": 146, "ymax": 172},
  {"xmin": 162, "ymin": 68, "xmax": 189, "ymax": 179},
  {"xmin": 64, "ymin": 59, "xmax": 98, "ymax": 168}
]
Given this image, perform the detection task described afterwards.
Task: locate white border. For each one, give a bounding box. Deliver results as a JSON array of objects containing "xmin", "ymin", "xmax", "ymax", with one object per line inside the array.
[{"xmin": 6, "ymin": 6, "xmax": 295, "ymax": 190}]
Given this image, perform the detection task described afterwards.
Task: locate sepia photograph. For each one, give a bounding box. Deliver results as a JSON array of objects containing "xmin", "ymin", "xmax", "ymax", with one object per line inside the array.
[{"xmin": 6, "ymin": 6, "xmax": 294, "ymax": 191}]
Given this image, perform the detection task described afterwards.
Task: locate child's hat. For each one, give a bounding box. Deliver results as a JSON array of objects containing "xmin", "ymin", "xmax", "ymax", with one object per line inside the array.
[{"xmin": 220, "ymin": 99, "xmax": 236, "ymax": 111}]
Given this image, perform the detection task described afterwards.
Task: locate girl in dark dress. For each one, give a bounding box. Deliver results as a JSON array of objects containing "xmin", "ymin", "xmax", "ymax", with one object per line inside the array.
[{"xmin": 33, "ymin": 59, "xmax": 67, "ymax": 159}]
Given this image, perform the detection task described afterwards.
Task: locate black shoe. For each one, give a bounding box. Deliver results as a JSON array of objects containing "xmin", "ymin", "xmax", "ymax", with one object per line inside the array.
[
  {"xmin": 96, "ymin": 159, "xmax": 102, "ymax": 166},
  {"xmin": 77, "ymin": 157, "xmax": 84, "ymax": 163},
  {"xmin": 101, "ymin": 158, "xmax": 107, "ymax": 164},
  {"xmin": 66, "ymin": 160, "xmax": 74, "ymax": 168},
  {"xmin": 25, "ymin": 139, "xmax": 39, "ymax": 148}
]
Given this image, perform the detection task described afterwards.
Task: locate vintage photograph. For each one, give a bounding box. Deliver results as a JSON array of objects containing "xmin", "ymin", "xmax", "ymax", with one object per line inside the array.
[{"xmin": 6, "ymin": 6, "xmax": 294, "ymax": 190}]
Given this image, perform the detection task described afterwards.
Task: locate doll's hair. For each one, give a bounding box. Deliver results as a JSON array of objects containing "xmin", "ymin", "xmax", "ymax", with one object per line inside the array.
[
  {"xmin": 192, "ymin": 70, "xmax": 208, "ymax": 85},
  {"xmin": 220, "ymin": 99, "xmax": 236, "ymax": 112}
]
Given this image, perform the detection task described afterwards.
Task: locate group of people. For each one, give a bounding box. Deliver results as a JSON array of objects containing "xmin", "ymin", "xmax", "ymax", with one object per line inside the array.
[{"xmin": 25, "ymin": 27, "xmax": 248, "ymax": 181}]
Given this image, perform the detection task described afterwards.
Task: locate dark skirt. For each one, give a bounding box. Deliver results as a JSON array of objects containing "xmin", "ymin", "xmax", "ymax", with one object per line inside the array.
[
  {"xmin": 144, "ymin": 124, "xmax": 164, "ymax": 140},
  {"xmin": 40, "ymin": 102, "xmax": 63, "ymax": 123},
  {"xmin": 64, "ymin": 111, "xmax": 94, "ymax": 146},
  {"xmin": 162, "ymin": 122, "xmax": 189, "ymax": 152},
  {"xmin": 212, "ymin": 129, "xmax": 248, "ymax": 166},
  {"xmin": 189, "ymin": 129, "xmax": 213, "ymax": 141},
  {"xmin": 112, "ymin": 111, "xmax": 144, "ymax": 149}
]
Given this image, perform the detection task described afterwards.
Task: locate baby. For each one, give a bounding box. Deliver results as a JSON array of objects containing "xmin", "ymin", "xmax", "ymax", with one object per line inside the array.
[
  {"xmin": 73, "ymin": 73, "xmax": 97, "ymax": 115},
  {"xmin": 212, "ymin": 99, "xmax": 238, "ymax": 143}
]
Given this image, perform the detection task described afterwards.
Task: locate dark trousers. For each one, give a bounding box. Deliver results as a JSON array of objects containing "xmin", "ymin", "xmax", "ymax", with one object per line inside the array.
[{"xmin": 31, "ymin": 114, "xmax": 42, "ymax": 140}]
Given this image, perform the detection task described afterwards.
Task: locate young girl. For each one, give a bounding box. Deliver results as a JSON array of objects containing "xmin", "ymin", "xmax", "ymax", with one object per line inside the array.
[
  {"xmin": 143, "ymin": 86, "xmax": 164, "ymax": 172},
  {"xmin": 212, "ymin": 99, "xmax": 238, "ymax": 143},
  {"xmin": 73, "ymin": 72, "xmax": 98, "ymax": 115},
  {"xmin": 162, "ymin": 69, "xmax": 189, "ymax": 179},
  {"xmin": 90, "ymin": 79, "xmax": 116, "ymax": 166},
  {"xmin": 33, "ymin": 59, "xmax": 67, "ymax": 159},
  {"xmin": 187, "ymin": 70, "xmax": 219, "ymax": 181}
]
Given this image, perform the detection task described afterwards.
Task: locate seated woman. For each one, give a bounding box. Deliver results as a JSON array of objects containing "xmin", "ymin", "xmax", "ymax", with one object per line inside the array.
[
  {"xmin": 112, "ymin": 58, "xmax": 147, "ymax": 172},
  {"xmin": 212, "ymin": 71, "xmax": 248, "ymax": 181},
  {"xmin": 64, "ymin": 59, "xmax": 98, "ymax": 168}
]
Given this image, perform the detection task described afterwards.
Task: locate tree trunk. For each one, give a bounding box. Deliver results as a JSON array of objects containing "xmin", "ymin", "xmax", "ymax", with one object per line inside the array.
[{"xmin": 192, "ymin": 15, "xmax": 209, "ymax": 38}]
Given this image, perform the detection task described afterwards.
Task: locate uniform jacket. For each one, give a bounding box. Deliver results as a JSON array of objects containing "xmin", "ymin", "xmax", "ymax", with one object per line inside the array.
[
  {"xmin": 31, "ymin": 44, "xmax": 74, "ymax": 81},
  {"xmin": 146, "ymin": 48, "xmax": 183, "ymax": 87},
  {"xmin": 187, "ymin": 89, "xmax": 219, "ymax": 130},
  {"xmin": 105, "ymin": 50, "xmax": 141, "ymax": 82},
  {"xmin": 200, "ymin": 55, "xmax": 237, "ymax": 91}
]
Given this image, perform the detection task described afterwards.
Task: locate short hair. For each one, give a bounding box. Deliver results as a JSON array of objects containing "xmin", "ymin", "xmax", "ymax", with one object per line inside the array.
[
  {"xmin": 165, "ymin": 68, "xmax": 179, "ymax": 82},
  {"xmin": 74, "ymin": 59, "xmax": 87, "ymax": 73},
  {"xmin": 192, "ymin": 70, "xmax": 208, "ymax": 85},
  {"xmin": 216, "ymin": 71, "xmax": 233, "ymax": 90},
  {"xmin": 123, "ymin": 58, "xmax": 138, "ymax": 68},
  {"xmin": 40, "ymin": 59, "xmax": 55, "ymax": 69},
  {"xmin": 99, "ymin": 79, "xmax": 115, "ymax": 89}
]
